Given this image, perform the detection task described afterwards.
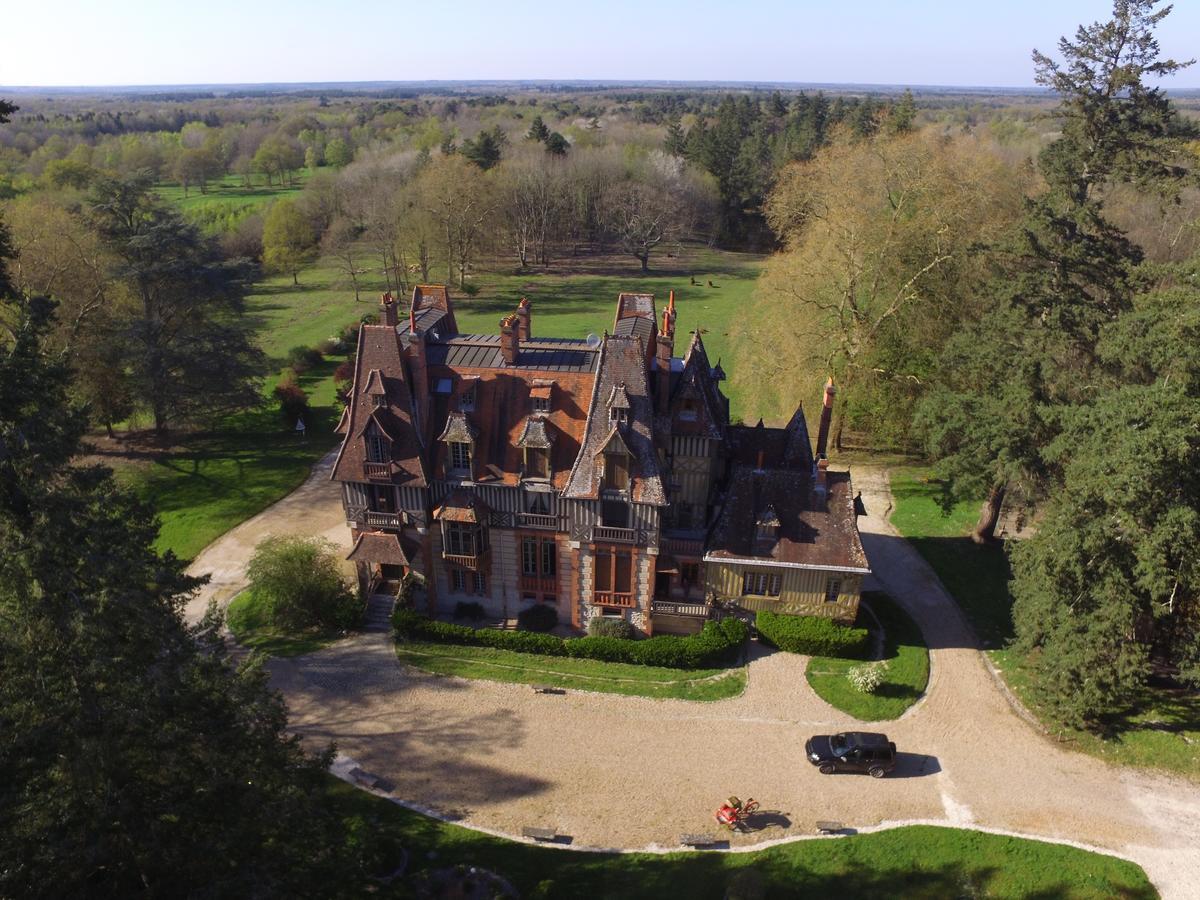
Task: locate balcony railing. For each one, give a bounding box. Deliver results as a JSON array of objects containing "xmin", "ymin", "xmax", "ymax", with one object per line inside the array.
[
  {"xmin": 364, "ymin": 510, "xmax": 404, "ymax": 529},
  {"xmin": 593, "ymin": 591, "xmax": 636, "ymax": 608},
  {"xmin": 520, "ymin": 574, "xmax": 557, "ymax": 594},
  {"xmin": 518, "ymin": 512, "xmax": 560, "ymax": 531},
  {"xmin": 591, "ymin": 525, "xmax": 637, "ymax": 544},
  {"xmin": 363, "ymin": 462, "xmax": 391, "ymax": 480},
  {"xmin": 443, "ymin": 551, "xmax": 488, "ymax": 571},
  {"xmin": 661, "ymin": 536, "xmax": 705, "ymax": 556},
  {"xmin": 651, "ymin": 600, "xmax": 710, "ymax": 618}
]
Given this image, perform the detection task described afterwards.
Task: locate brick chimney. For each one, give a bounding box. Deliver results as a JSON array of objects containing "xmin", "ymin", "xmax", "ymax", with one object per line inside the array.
[
  {"xmin": 500, "ymin": 314, "xmax": 519, "ymax": 366},
  {"xmin": 814, "ymin": 457, "xmax": 830, "ymax": 508},
  {"xmin": 380, "ymin": 291, "xmax": 397, "ymax": 327},
  {"xmin": 405, "ymin": 313, "xmax": 429, "ymax": 435},
  {"xmin": 516, "ymin": 296, "xmax": 532, "ymax": 341},
  {"xmin": 815, "ymin": 377, "xmax": 835, "ymax": 459},
  {"xmin": 655, "ymin": 291, "xmax": 676, "ymax": 415}
]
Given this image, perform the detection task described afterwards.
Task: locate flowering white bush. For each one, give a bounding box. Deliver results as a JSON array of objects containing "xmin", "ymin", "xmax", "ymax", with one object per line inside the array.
[{"xmin": 847, "ymin": 660, "xmax": 889, "ymax": 694}]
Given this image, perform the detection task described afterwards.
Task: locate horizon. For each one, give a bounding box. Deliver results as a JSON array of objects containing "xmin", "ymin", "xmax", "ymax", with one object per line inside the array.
[{"xmin": 3, "ymin": 0, "xmax": 1198, "ymax": 90}]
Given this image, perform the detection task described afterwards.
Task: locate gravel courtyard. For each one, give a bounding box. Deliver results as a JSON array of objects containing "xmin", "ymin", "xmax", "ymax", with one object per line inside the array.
[{"xmin": 188, "ymin": 459, "xmax": 1200, "ymax": 898}]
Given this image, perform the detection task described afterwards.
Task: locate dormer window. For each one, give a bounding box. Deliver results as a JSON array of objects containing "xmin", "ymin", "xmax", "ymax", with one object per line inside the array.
[
  {"xmin": 533, "ymin": 396, "xmax": 550, "ymax": 414},
  {"xmin": 366, "ymin": 434, "xmax": 387, "ymax": 463},
  {"xmin": 607, "ymin": 382, "xmax": 631, "ymax": 426},
  {"xmin": 755, "ymin": 503, "xmax": 781, "ymax": 547},
  {"xmin": 372, "ymin": 394, "xmax": 386, "ymax": 409},
  {"xmin": 609, "ymin": 406, "xmax": 628, "ymax": 425},
  {"xmin": 525, "ymin": 447, "xmax": 549, "ymax": 479},
  {"xmin": 449, "ymin": 441, "xmax": 471, "ymax": 472},
  {"xmin": 460, "ymin": 381, "xmax": 476, "ymax": 411},
  {"xmin": 679, "ymin": 397, "xmax": 698, "ymax": 421},
  {"xmin": 603, "ymin": 452, "xmax": 630, "ymax": 492}
]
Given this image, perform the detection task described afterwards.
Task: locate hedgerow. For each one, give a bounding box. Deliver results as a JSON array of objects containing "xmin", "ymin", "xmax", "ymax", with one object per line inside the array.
[
  {"xmin": 392, "ymin": 609, "xmax": 746, "ymax": 670},
  {"xmin": 756, "ymin": 610, "xmax": 869, "ymax": 658}
]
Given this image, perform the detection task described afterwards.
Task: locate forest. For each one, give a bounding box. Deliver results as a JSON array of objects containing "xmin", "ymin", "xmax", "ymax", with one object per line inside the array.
[{"xmin": 2, "ymin": 0, "xmax": 1200, "ymax": 893}]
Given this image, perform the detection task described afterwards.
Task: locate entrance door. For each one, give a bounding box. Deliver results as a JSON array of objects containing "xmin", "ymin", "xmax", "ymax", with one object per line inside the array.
[{"xmin": 654, "ymin": 572, "xmax": 671, "ymax": 600}]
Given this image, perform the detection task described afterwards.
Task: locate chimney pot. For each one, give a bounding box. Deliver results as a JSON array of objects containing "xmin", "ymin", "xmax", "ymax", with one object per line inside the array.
[
  {"xmin": 516, "ymin": 297, "xmax": 532, "ymax": 341},
  {"xmin": 380, "ymin": 291, "xmax": 398, "ymax": 327},
  {"xmin": 816, "ymin": 377, "xmax": 835, "ymax": 458},
  {"xmin": 500, "ymin": 314, "xmax": 519, "ymax": 365}
]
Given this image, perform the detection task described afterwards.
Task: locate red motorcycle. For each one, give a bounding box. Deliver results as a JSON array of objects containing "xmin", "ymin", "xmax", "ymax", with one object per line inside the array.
[{"xmin": 714, "ymin": 796, "xmax": 760, "ymax": 831}]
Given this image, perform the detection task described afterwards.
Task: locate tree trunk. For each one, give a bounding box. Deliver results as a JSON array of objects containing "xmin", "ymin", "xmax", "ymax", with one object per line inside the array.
[
  {"xmin": 638, "ymin": 253, "xmax": 649, "ymax": 272},
  {"xmin": 971, "ymin": 482, "xmax": 1007, "ymax": 544},
  {"xmin": 292, "ymin": 270, "xmax": 299, "ymax": 286}
]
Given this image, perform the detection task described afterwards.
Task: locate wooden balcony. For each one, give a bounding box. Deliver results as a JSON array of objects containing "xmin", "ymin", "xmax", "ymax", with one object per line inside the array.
[
  {"xmin": 520, "ymin": 575, "xmax": 557, "ymax": 594},
  {"xmin": 518, "ymin": 512, "xmax": 560, "ymax": 531},
  {"xmin": 443, "ymin": 551, "xmax": 488, "ymax": 571},
  {"xmin": 661, "ymin": 536, "xmax": 705, "ymax": 556},
  {"xmin": 364, "ymin": 510, "xmax": 404, "ymax": 529},
  {"xmin": 591, "ymin": 525, "xmax": 637, "ymax": 544},
  {"xmin": 651, "ymin": 600, "xmax": 710, "ymax": 618},
  {"xmin": 593, "ymin": 591, "xmax": 636, "ymax": 608},
  {"xmin": 363, "ymin": 462, "xmax": 392, "ymax": 480}
]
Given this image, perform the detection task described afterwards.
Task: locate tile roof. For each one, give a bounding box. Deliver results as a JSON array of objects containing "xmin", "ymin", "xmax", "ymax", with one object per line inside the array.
[
  {"xmin": 434, "ymin": 490, "xmax": 489, "ymax": 523},
  {"xmin": 706, "ymin": 466, "xmax": 869, "ymax": 572},
  {"xmin": 346, "ymin": 531, "xmax": 413, "ymax": 566},
  {"xmin": 564, "ymin": 334, "xmax": 666, "ymax": 505},
  {"xmin": 331, "ymin": 324, "xmax": 426, "ymax": 487}
]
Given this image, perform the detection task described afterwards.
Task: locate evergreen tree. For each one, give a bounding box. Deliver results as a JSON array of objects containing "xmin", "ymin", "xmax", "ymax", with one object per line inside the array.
[
  {"xmin": 663, "ymin": 117, "xmax": 686, "ymax": 157},
  {"xmin": 0, "ymin": 293, "xmax": 366, "ymax": 897},
  {"xmin": 525, "ymin": 114, "xmax": 550, "ymax": 143},
  {"xmin": 888, "ymin": 89, "xmax": 917, "ymax": 134}
]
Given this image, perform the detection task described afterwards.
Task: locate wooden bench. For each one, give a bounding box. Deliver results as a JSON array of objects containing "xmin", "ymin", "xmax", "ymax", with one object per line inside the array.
[
  {"xmin": 815, "ymin": 820, "xmax": 844, "ymax": 835},
  {"xmin": 680, "ymin": 833, "xmax": 720, "ymax": 848},
  {"xmin": 531, "ymin": 684, "xmax": 566, "ymax": 695},
  {"xmin": 522, "ymin": 826, "xmax": 562, "ymax": 842}
]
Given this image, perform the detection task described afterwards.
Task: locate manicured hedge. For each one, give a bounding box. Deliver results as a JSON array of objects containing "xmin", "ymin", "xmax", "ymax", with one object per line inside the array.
[
  {"xmin": 517, "ymin": 603, "xmax": 558, "ymax": 632},
  {"xmin": 392, "ymin": 609, "xmax": 747, "ymax": 670},
  {"xmin": 756, "ymin": 610, "xmax": 869, "ymax": 658}
]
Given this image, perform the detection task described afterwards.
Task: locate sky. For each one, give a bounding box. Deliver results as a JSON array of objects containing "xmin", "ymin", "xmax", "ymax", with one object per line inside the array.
[{"xmin": 3, "ymin": 0, "xmax": 1198, "ymax": 88}]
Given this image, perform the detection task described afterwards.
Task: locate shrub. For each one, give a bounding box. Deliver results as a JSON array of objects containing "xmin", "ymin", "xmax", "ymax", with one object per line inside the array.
[
  {"xmin": 287, "ymin": 345, "xmax": 324, "ymax": 374},
  {"xmin": 588, "ymin": 617, "xmax": 636, "ymax": 639},
  {"xmin": 454, "ymin": 600, "xmax": 484, "ymax": 620},
  {"xmin": 274, "ymin": 382, "xmax": 309, "ymax": 424},
  {"xmin": 316, "ymin": 338, "xmax": 340, "ymax": 356},
  {"xmin": 848, "ymin": 660, "xmax": 889, "ymax": 693},
  {"xmin": 756, "ymin": 611, "xmax": 869, "ymax": 658},
  {"xmin": 392, "ymin": 610, "xmax": 746, "ymax": 670},
  {"xmin": 460, "ymin": 281, "xmax": 480, "ymax": 296},
  {"xmin": 518, "ymin": 603, "xmax": 558, "ymax": 632},
  {"xmin": 246, "ymin": 535, "xmax": 360, "ymax": 631}
]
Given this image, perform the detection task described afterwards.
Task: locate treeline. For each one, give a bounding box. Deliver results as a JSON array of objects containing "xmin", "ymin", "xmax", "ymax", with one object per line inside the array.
[
  {"xmin": 1, "ymin": 85, "xmax": 917, "ymax": 248},
  {"xmin": 738, "ymin": 0, "xmax": 1200, "ymax": 733}
]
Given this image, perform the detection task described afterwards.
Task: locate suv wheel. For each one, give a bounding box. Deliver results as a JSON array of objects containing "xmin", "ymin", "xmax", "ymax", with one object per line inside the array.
[
  {"xmin": 868, "ymin": 766, "xmax": 886, "ymax": 778},
  {"xmin": 818, "ymin": 763, "xmax": 835, "ymax": 775}
]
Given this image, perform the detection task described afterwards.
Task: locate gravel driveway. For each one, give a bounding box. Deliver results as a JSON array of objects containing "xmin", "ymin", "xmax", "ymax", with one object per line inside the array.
[{"xmin": 186, "ymin": 462, "xmax": 1200, "ymax": 898}]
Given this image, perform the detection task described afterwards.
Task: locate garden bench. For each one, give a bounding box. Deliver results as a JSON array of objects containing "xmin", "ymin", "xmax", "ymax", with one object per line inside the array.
[
  {"xmin": 815, "ymin": 820, "xmax": 844, "ymax": 834},
  {"xmin": 680, "ymin": 833, "xmax": 720, "ymax": 848},
  {"xmin": 531, "ymin": 684, "xmax": 565, "ymax": 694},
  {"xmin": 522, "ymin": 826, "xmax": 562, "ymax": 842}
]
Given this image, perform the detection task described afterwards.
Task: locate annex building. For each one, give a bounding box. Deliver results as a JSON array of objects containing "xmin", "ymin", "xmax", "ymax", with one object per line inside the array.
[{"xmin": 332, "ymin": 286, "xmax": 869, "ymax": 635}]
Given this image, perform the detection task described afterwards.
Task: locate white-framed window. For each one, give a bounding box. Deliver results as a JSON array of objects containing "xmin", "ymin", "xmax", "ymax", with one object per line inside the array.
[
  {"xmin": 532, "ymin": 396, "xmax": 550, "ymax": 414},
  {"xmin": 473, "ymin": 572, "xmax": 487, "ymax": 594},
  {"xmin": 461, "ymin": 383, "xmax": 476, "ymax": 411},
  {"xmin": 609, "ymin": 406, "xmax": 628, "ymax": 425},
  {"xmin": 449, "ymin": 441, "xmax": 471, "ymax": 472},
  {"xmin": 450, "ymin": 568, "xmax": 466, "ymax": 592},
  {"xmin": 525, "ymin": 490, "xmax": 551, "ymax": 515},
  {"xmin": 743, "ymin": 571, "xmax": 781, "ymax": 597},
  {"xmin": 371, "ymin": 394, "xmax": 386, "ymax": 409},
  {"xmin": 824, "ymin": 578, "xmax": 842, "ymax": 603}
]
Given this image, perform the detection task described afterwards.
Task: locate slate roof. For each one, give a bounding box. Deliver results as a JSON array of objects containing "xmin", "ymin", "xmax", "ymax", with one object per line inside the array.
[
  {"xmin": 668, "ymin": 330, "xmax": 727, "ymax": 439},
  {"xmin": 564, "ymin": 334, "xmax": 666, "ymax": 505},
  {"xmin": 331, "ymin": 324, "xmax": 426, "ymax": 487},
  {"xmin": 706, "ymin": 466, "xmax": 869, "ymax": 573},
  {"xmin": 425, "ymin": 334, "xmax": 597, "ymax": 372},
  {"xmin": 515, "ymin": 415, "xmax": 554, "ymax": 449}
]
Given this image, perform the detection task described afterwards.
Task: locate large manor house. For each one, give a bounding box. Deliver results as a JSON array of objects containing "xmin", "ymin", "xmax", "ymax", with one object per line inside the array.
[{"xmin": 333, "ymin": 286, "xmax": 869, "ymax": 635}]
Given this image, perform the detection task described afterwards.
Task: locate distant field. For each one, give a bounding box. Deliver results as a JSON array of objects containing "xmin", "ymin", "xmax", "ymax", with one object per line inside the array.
[{"xmin": 155, "ymin": 170, "xmax": 311, "ymax": 234}]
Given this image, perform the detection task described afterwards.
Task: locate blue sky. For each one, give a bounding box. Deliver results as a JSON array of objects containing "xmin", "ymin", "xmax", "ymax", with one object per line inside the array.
[{"xmin": 3, "ymin": 0, "xmax": 1198, "ymax": 88}]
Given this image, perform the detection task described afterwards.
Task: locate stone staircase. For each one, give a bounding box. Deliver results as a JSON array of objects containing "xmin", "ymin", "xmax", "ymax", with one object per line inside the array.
[{"xmin": 364, "ymin": 593, "xmax": 397, "ymax": 632}]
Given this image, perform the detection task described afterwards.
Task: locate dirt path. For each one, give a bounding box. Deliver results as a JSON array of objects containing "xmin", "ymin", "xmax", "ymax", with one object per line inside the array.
[
  {"xmin": 194, "ymin": 462, "xmax": 1200, "ymax": 897},
  {"xmin": 183, "ymin": 448, "xmax": 351, "ymax": 623}
]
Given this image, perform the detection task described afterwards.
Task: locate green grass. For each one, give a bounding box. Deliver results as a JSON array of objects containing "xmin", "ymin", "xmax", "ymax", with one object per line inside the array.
[
  {"xmin": 322, "ymin": 777, "xmax": 1155, "ymax": 899},
  {"xmin": 226, "ymin": 588, "xmax": 343, "ymax": 657},
  {"xmin": 888, "ymin": 465, "xmax": 1200, "ymax": 779},
  {"xmin": 395, "ymin": 639, "xmax": 746, "ymax": 701},
  {"xmin": 991, "ymin": 648, "xmax": 1200, "ymax": 780},
  {"xmin": 155, "ymin": 170, "xmax": 310, "ymax": 213},
  {"xmin": 806, "ymin": 592, "xmax": 930, "ymax": 720},
  {"xmin": 888, "ymin": 465, "xmax": 1014, "ymax": 648}
]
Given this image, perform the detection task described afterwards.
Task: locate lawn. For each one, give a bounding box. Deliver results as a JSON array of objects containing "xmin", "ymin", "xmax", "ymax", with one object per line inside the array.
[
  {"xmin": 155, "ymin": 170, "xmax": 310, "ymax": 229},
  {"xmin": 225, "ymin": 588, "xmax": 344, "ymax": 657},
  {"xmin": 806, "ymin": 592, "xmax": 929, "ymax": 720},
  {"xmin": 322, "ymin": 777, "xmax": 1156, "ymax": 899},
  {"xmin": 395, "ymin": 639, "xmax": 746, "ymax": 701},
  {"xmin": 888, "ymin": 465, "xmax": 1014, "ymax": 648},
  {"xmin": 888, "ymin": 465, "xmax": 1200, "ymax": 780}
]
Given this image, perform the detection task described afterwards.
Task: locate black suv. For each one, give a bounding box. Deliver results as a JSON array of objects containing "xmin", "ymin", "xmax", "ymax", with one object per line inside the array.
[{"xmin": 806, "ymin": 732, "xmax": 897, "ymax": 778}]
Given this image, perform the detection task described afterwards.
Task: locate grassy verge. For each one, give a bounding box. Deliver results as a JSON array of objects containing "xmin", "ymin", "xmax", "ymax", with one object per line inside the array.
[
  {"xmin": 991, "ymin": 648, "xmax": 1200, "ymax": 779},
  {"xmin": 888, "ymin": 465, "xmax": 1014, "ymax": 648},
  {"xmin": 225, "ymin": 588, "xmax": 343, "ymax": 657},
  {"xmin": 395, "ymin": 639, "xmax": 745, "ymax": 701},
  {"xmin": 322, "ymin": 777, "xmax": 1155, "ymax": 899},
  {"xmin": 806, "ymin": 592, "xmax": 929, "ymax": 721}
]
